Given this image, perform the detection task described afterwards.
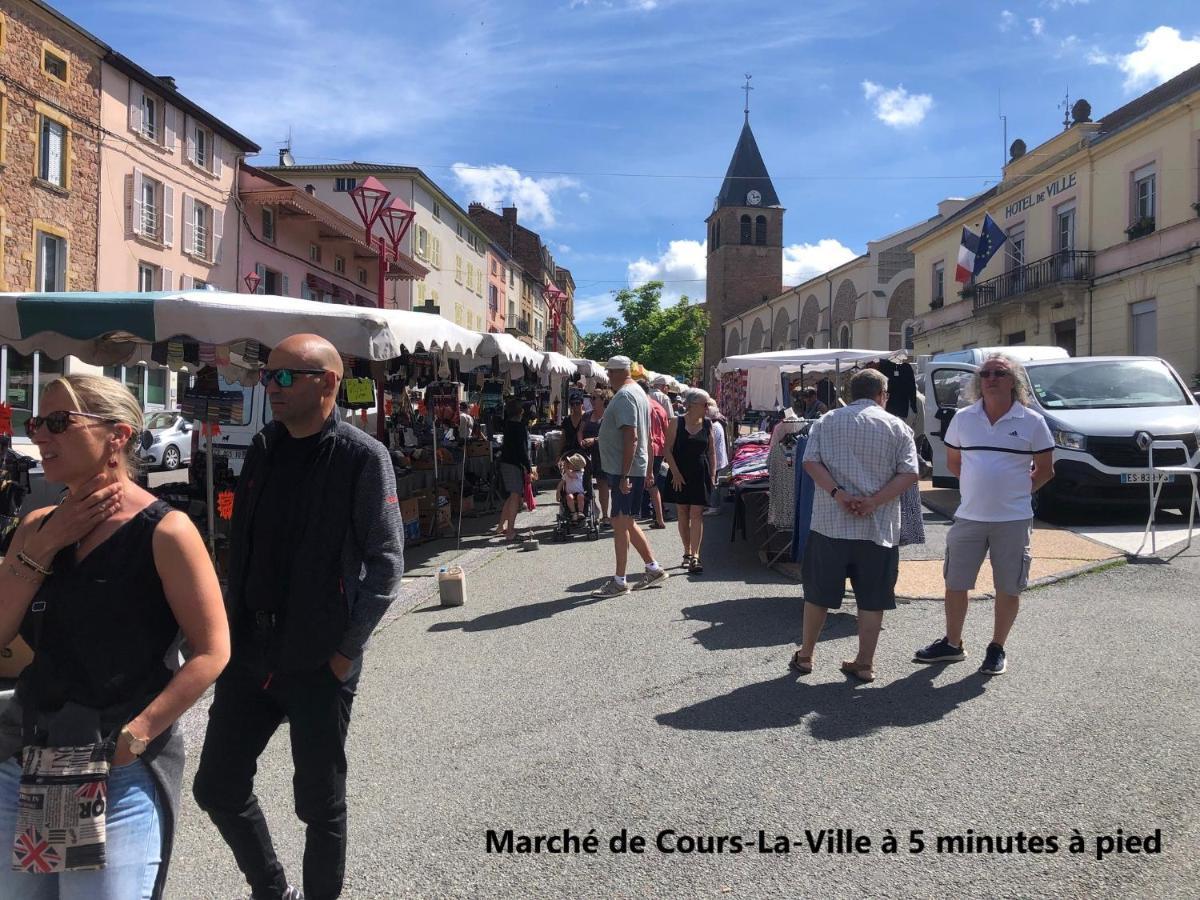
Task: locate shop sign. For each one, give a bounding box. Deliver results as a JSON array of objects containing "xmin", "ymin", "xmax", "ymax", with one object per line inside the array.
[{"xmin": 1004, "ymin": 172, "xmax": 1076, "ymax": 219}]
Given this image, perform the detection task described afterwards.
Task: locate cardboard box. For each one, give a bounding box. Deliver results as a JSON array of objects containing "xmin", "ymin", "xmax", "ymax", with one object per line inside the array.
[
  {"xmin": 399, "ymin": 498, "xmax": 420, "ymax": 526},
  {"xmin": 465, "ymin": 442, "xmax": 491, "ymax": 458},
  {"xmin": 419, "ymin": 507, "xmax": 452, "ymax": 535}
]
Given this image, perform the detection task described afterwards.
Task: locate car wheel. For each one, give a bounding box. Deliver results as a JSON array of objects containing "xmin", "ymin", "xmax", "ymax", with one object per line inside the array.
[{"xmin": 163, "ymin": 446, "xmax": 181, "ymax": 471}]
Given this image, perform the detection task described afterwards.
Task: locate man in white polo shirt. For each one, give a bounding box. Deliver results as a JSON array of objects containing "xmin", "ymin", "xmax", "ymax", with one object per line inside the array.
[{"xmin": 915, "ymin": 352, "xmax": 1055, "ymax": 675}]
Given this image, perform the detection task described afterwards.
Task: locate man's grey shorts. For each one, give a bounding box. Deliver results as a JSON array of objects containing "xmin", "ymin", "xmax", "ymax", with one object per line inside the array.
[{"xmin": 944, "ymin": 517, "xmax": 1033, "ymax": 596}]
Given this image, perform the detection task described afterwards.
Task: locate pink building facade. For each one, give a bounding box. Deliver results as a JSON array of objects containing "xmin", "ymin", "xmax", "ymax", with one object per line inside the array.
[
  {"xmin": 485, "ymin": 242, "xmax": 509, "ymax": 333},
  {"xmin": 238, "ymin": 165, "xmax": 427, "ymax": 306}
]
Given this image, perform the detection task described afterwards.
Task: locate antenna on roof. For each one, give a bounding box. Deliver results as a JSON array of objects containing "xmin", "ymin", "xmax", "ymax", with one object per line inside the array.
[
  {"xmin": 278, "ymin": 127, "xmax": 295, "ymax": 167},
  {"xmin": 1058, "ymin": 87, "xmax": 1071, "ymax": 132},
  {"xmin": 999, "ymin": 89, "xmax": 1007, "ymax": 175}
]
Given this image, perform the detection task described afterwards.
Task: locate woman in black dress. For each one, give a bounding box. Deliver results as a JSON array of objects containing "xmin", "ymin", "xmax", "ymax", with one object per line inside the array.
[
  {"xmin": 497, "ymin": 399, "xmax": 531, "ymax": 542},
  {"xmin": 559, "ymin": 392, "xmax": 586, "ymax": 461},
  {"xmin": 663, "ymin": 388, "xmax": 717, "ymax": 573},
  {"xmin": 581, "ymin": 389, "xmax": 612, "ymax": 525}
]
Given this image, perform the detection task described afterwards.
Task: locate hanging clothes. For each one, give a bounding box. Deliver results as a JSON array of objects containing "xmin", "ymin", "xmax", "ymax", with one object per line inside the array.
[
  {"xmin": 767, "ymin": 435, "xmax": 797, "ymax": 527},
  {"xmin": 880, "ymin": 361, "xmax": 919, "ymax": 419},
  {"xmin": 790, "ymin": 432, "xmax": 816, "ymax": 563}
]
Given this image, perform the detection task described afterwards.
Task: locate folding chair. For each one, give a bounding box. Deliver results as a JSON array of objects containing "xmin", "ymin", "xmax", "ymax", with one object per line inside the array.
[{"xmin": 1135, "ymin": 437, "xmax": 1200, "ymax": 556}]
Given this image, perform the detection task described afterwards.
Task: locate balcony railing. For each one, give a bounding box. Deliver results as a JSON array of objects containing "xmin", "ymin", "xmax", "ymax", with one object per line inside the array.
[
  {"xmin": 506, "ymin": 317, "xmax": 531, "ymax": 337},
  {"xmin": 969, "ymin": 250, "xmax": 1094, "ymax": 312}
]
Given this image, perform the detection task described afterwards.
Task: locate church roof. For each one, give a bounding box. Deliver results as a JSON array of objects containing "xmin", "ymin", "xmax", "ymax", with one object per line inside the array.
[{"xmin": 715, "ymin": 120, "xmax": 780, "ymax": 209}]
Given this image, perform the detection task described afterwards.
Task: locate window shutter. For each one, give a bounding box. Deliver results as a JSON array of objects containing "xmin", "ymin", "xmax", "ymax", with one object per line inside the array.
[
  {"xmin": 56, "ymin": 238, "xmax": 68, "ymax": 291},
  {"xmin": 129, "ymin": 80, "xmax": 143, "ymax": 133},
  {"xmin": 161, "ymin": 184, "xmax": 174, "ymax": 247},
  {"xmin": 184, "ymin": 116, "xmax": 195, "ymax": 164},
  {"xmin": 212, "ymin": 207, "xmax": 224, "ymax": 262},
  {"xmin": 182, "ymin": 194, "xmax": 194, "ymax": 254},
  {"xmin": 281, "ymin": 274, "xmax": 289, "ymax": 297},
  {"xmin": 164, "ymin": 104, "xmax": 176, "ymax": 151},
  {"xmin": 182, "ymin": 273, "xmax": 193, "ymax": 290},
  {"xmin": 159, "ymin": 266, "xmax": 173, "ymax": 291},
  {"xmin": 255, "ymin": 263, "xmax": 267, "ymax": 294},
  {"xmin": 124, "ymin": 174, "xmax": 137, "ymax": 237},
  {"xmin": 212, "ymin": 135, "xmax": 223, "ymax": 177},
  {"xmin": 131, "ymin": 169, "xmax": 145, "ymax": 237}
]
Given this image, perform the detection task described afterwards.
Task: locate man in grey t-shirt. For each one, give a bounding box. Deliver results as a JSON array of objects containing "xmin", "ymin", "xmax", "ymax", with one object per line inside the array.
[{"xmin": 595, "ymin": 356, "xmax": 667, "ymax": 596}]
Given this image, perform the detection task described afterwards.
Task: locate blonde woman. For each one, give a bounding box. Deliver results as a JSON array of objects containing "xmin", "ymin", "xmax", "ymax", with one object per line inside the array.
[{"xmin": 0, "ymin": 375, "xmax": 229, "ymax": 899}]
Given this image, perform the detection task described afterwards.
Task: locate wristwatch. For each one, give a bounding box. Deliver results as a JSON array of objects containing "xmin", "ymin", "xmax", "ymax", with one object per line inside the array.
[
  {"xmin": 830, "ymin": 486, "xmax": 842, "ymax": 499},
  {"xmin": 120, "ymin": 726, "xmax": 148, "ymax": 757}
]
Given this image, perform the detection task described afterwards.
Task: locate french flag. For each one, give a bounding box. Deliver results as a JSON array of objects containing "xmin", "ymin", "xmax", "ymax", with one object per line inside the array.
[{"xmin": 955, "ymin": 226, "xmax": 980, "ymax": 284}]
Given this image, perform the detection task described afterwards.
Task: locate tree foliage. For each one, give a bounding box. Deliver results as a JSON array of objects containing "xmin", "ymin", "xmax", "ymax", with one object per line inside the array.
[{"xmin": 581, "ymin": 282, "xmax": 707, "ymax": 378}]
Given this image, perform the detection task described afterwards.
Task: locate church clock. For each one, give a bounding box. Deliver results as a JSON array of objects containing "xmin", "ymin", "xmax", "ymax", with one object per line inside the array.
[{"xmin": 745, "ymin": 189, "xmax": 762, "ymax": 206}]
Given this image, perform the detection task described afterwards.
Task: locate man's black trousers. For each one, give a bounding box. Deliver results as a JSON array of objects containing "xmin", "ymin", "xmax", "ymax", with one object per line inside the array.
[{"xmin": 193, "ymin": 654, "xmax": 361, "ymax": 900}]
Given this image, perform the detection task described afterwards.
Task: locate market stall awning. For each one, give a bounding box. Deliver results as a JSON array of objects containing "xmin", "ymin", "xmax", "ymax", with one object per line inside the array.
[
  {"xmin": 571, "ymin": 359, "xmax": 609, "ymax": 384},
  {"xmin": 478, "ymin": 331, "xmax": 544, "ymax": 368},
  {"xmin": 0, "ymin": 290, "xmax": 483, "ymax": 367},
  {"xmin": 541, "ymin": 351, "xmax": 577, "ymax": 377},
  {"xmin": 716, "ymin": 347, "xmax": 907, "ymax": 374}
]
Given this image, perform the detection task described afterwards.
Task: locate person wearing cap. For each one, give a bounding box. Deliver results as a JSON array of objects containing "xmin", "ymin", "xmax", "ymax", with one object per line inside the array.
[
  {"xmin": 596, "ymin": 357, "xmax": 668, "ymax": 596},
  {"xmin": 650, "ymin": 376, "xmax": 672, "ymax": 412}
]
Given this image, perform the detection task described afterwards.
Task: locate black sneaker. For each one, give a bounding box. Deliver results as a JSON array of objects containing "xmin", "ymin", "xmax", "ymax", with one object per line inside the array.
[
  {"xmin": 979, "ymin": 642, "xmax": 1007, "ymax": 675},
  {"xmin": 913, "ymin": 636, "xmax": 967, "ymax": 664}
]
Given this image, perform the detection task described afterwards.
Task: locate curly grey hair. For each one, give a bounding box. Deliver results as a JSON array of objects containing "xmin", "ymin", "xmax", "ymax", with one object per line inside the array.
[
  {"xmin": 681, "ymin": 387, "xmax": 712, "ymax": 408},
  {"xmin": 964, "ymin": 352, "xmax": 1033, "ymax": 405}
]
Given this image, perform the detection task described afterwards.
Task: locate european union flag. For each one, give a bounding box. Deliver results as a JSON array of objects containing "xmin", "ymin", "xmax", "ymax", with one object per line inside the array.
[{"xmin": 972, "ymin": 214, "xmax": 1008, "ymax": 276}]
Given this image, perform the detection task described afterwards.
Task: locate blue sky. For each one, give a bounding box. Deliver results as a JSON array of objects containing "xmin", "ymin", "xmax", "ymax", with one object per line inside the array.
[{"xmin": 63, "ymin": 0, "xmax": 1200, "ymax": 331}]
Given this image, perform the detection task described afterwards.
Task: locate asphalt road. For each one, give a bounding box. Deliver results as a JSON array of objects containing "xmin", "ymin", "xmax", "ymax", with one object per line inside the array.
[{"xmin": 170, "ymin": 502, "xmax": 1199, "ymax": 899}]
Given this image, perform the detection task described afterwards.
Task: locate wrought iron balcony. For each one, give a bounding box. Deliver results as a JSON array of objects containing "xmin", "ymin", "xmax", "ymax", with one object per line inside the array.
[
  {"xmin": 969, "ymin": 250, "xmax": 1094, "ymax": 312},
  {"xmin": 506, "ymin": 316, "xmax": 531, "ymax": 337}
]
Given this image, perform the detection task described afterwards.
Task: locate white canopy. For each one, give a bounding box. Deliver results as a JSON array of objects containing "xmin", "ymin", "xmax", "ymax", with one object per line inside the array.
[
  {"xmin": 571, "ymin": 359, "xmax": 609, "ymax": 384},
  {"xmin": 541, "ymin": 351, "xmax": 577, "ymax": 377},
  {"xmin": 0, "ymin": 290, "xmax": 484, "ymax": 367},
  {"xmin": 716, "ymin": 347, "xmax": 907, "ymax": 375},
  {"xmin": 477, "ymin": 331, "xmax": 544, "ymax": 369}
]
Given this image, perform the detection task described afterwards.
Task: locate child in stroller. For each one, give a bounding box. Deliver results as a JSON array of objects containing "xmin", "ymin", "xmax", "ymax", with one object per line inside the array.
[{"xmin": 553, "ymin": 453, "xmax": 599, "ymax": 541}]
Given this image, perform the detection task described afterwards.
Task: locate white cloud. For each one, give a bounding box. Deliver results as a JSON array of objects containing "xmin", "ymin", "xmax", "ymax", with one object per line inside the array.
[
  {"xmin": 627, "ymin": 240, "xmax": 707, "ymax": 295},
  {"xmin": 1043, "ymin": 0, "xmax": 1089, "ymax": 9},
  {"xmin": 451, "ymin": 164, "xmax": 579, "ymax": 229},
  {"xmin": 861, "ymin": 80, "xmax": 933, "ymax": 128},
  {"xmin": 782, "ymin": 240, "xmax": 859, "ymax": 285},
  {"xmin": 578, "ymin": 191, "xmax": 591, "ymax": 203},
  {"xmin": 573, "ymin": 292, "xmax": 620, "ymax": 331},
  {"xmin": 1028, "ymin": 17, "xmax": 1045, "ymax": 36},
  {"xmin": 1112, "ymin": 26, "xmax": 1200, "ymax": 91},
  {"xmin": 999, "ymin": 10, "xmax": 1016, "ymax": 32}
]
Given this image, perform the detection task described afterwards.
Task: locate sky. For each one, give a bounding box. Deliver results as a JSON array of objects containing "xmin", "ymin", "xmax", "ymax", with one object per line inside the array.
[{"xmin": 60, "ymin": 0, "xmax": 1200, "ymax": 332}]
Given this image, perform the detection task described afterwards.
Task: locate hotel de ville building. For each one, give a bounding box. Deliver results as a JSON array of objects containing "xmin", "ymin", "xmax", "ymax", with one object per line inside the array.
[{"xmin": 910, "ymin": 62, "xmax": 1200, "ymax": 386}]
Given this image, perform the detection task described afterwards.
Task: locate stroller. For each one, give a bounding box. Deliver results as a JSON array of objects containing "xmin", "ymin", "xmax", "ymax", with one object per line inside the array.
[{"xmin": 552, "ymin": 455, "xmax": 600, "ymax": 542}]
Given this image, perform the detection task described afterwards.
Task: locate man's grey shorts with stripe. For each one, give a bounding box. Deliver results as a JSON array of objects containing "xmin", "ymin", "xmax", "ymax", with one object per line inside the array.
[{"xmin": 944, "ymin": 517, "xmax": 1033, "ymax": 596}]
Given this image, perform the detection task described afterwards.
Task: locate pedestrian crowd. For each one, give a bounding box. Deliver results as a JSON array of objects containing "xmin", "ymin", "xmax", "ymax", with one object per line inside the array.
[{"xmin": 0, "ymin": 340, "xmax": 1051, "ymax": 898}]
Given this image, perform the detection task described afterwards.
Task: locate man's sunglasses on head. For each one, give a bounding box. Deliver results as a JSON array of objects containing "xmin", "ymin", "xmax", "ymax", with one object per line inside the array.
[
  {"xmin": 259, "ymin": 368, "xmax": 327, "ymax": 388},
  {"xmin": 25, "ymin": 410, "xmax": 115, "ymax": 437}
]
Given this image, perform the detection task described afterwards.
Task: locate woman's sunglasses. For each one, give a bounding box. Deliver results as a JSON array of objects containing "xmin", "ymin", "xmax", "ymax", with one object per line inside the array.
[
  {"xmin": 25, "ymin": 410, "xmax": 116, "ymax": 437},
  {"xmin": 979, "ymin": 369, "xmax": 1013, "ymax": 379},
  {"xmin": 259, "ymin": 368, "xmax": 327, "ymax": 388}
]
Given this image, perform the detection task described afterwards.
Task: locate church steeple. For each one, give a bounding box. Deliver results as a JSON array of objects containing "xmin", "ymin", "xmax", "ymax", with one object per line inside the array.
[{"xmin": 715, "ymin": 119, "xmax": 780, "ymax": 209}]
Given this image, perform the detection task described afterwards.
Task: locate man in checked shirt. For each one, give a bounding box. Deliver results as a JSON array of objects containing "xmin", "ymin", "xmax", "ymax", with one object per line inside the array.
[{"xmin": 788, "ymin": 369, "xmax": 919, "ymax": 683}]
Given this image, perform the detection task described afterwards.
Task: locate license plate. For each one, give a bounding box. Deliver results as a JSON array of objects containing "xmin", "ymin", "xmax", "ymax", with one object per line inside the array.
[
  {"xmin": 1121, "ymin": 473, "xmax": 1174, "ymax": 484},
  {"xmin": 213, "ymin": 447, "xmax": 246, "ymax": 460}
]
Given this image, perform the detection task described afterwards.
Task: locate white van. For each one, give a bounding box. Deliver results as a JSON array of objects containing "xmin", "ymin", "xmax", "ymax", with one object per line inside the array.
[{"xmin": 924, "ymin": 350, "xmax": 1200, "ymax": 510}]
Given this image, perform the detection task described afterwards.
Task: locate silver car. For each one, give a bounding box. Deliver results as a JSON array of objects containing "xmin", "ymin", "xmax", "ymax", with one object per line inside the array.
[{"xmin": 139, "ymin": 411, "xmax": 194, "ymax": 470}]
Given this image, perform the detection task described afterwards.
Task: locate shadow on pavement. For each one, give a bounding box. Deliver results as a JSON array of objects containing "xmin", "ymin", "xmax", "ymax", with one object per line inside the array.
[
  {"xmin": 681, "ymin": 599, "xmax": 857, "ymax": 651},
  {"xmin": 657, "ymin": 664, "xmax": 988, "ymax": 739},
  {"xmin": 426, "ymin": 593, "xmax": 606, "ymax": 633}
]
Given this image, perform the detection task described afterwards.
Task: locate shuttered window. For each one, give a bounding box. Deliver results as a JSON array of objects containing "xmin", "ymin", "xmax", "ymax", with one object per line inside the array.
[{"xmin": 39, "ymin": 117, "xmax": 66, "ymax": 187}]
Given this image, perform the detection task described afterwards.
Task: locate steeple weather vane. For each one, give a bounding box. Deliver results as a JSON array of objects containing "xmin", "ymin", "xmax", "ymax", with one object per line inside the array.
[{"xmin": 742, "ymin": 74, "xmax": 753, "ymax": 123}]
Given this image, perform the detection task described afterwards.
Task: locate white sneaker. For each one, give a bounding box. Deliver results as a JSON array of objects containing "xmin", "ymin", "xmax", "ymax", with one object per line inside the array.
[{"xmin": 595, "ymin": 578, "xmax": 631, "ymax": 597}]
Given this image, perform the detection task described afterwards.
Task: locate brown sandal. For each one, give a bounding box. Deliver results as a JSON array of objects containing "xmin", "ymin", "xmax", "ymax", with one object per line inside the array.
[
  {"xmin": 788, "ymin": 651, "xmax": 813, "ymax": 675},
  {"xmin": 839, "ymin": 660, "xmax": 875, "ymax": 683}
]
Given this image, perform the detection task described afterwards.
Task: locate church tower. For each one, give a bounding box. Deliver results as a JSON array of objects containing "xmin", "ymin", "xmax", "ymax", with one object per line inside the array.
[{"xmin": 703, "ymin": 103, "xmax": 784, "ymax": 382}]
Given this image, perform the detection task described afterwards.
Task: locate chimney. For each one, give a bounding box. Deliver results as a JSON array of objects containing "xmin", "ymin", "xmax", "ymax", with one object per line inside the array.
[
  {"xmin": 157, "ymin": 75, "xmax": 177, "ymax": 90},
  {"xmin": 502, "ymin": 207, "xmax": 518, "ymax": 224},
  {"xmin": 305, "ymin": 184, "xmax": 316, "ymax": 195},
  {"xmin": 468, "ymin": 202, "xmax": 484, "ymax": 213}
]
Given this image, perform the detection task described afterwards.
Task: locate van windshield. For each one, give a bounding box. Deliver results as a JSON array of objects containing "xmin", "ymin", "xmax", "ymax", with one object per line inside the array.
[{"xmin": 1027, "ymin": 359, "xmax": 1190, "ymax": 410}]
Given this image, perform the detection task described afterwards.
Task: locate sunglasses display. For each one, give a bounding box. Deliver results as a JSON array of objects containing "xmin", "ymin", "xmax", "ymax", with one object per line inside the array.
[
  {"xmin": 24, "ymin": 410, "xmax": 116, "ymax": 437},
  {"xmin": 258, "ymin": 368, "xmax": 327, "ymax": 388}
]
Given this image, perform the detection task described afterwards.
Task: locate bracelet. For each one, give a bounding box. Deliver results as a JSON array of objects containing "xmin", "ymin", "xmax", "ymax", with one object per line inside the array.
[
  {"xmin": 16, "ymin": 551, "xmax": 53, "ymax": 577},
  {"xmin": 7, "ymin": 561, "xmax": 42, "ymax": 584}
]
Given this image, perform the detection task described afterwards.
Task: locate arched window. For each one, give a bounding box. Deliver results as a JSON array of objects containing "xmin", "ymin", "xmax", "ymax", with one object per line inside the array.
[
  {"xmin": 740, "ymin": 215, "xmax": 751, "ymax": 244},
  {"xmin": 713, "ymin": 220, "xmax": 720, "ymax": 250},
  {"xmin": 805, "ymin": 335, "xmax": 815, "ymax": 349},
  {"xmin": 838, "ymin": 324, "xmax": 851, "ymax": 349},
  {"xmin": 755, "ymin": 215, "xmax": 767, "ymax": 245}
]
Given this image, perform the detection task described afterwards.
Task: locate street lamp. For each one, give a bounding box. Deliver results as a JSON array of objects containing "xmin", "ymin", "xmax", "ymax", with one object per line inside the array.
[
  {"xmin": 544, "ymin": 285, "xmax": 565, "ymax": 352},
  {"xmin": 348, "ymin": 176, "xmax": 391, "ymax": 243},
  {"xmin": 243, "ymin": 270, "xmax": 261, "ymax": 294}
]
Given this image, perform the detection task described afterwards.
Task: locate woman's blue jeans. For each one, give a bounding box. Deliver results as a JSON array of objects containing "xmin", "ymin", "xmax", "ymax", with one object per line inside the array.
[{"xmin": 0, "ymin": 756, "xmax": 162, "ymax": 899}]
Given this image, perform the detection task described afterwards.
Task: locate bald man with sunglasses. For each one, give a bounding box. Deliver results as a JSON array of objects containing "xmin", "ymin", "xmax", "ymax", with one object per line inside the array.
[{"xmin": 194, "ymin": 334, "xmax": 404, "ymax": 900}]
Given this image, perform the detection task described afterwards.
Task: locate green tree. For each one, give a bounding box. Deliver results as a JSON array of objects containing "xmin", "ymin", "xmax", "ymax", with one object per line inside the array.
[{"xmin": 581, "ymin": 281, "xmax": 707, "ymax": 378}]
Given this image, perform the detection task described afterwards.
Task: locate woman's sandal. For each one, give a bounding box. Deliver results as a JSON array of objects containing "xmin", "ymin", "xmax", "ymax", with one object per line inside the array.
[
  {"xmin": 839, "ymin": 660, "xmax": 876, "ymax": 683},
  {"xmin": 682, "ymin": 554, "xmax": 695, "ymax": 569},
  {"xmin": 688, "ymin": 557, "xmax": 704, "ymax": 575},
  {"xmin": 788, "ymin": 651, "xmax": 813, "ymax": 675}
]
